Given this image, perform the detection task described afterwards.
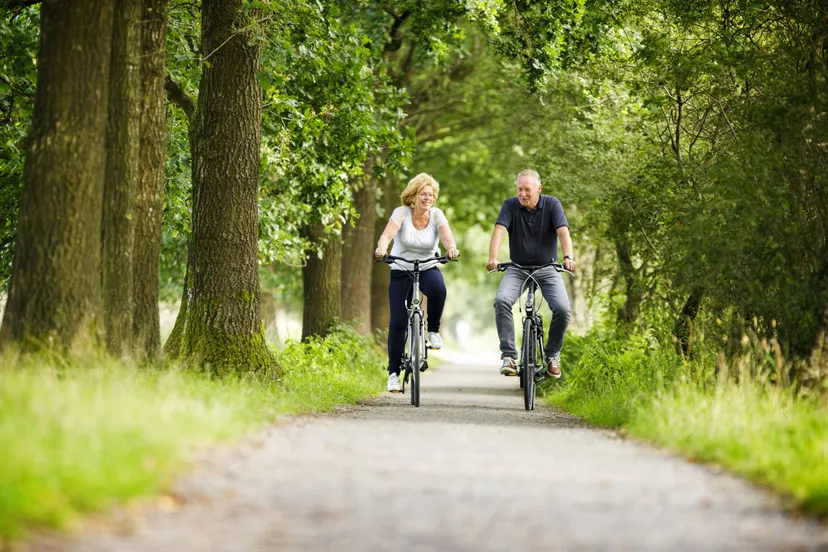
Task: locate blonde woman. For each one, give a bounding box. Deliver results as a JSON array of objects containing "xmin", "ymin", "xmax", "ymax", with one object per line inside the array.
[{"xmin": 374, "ymin": 173, "xmax": 460, "ymax": 392}]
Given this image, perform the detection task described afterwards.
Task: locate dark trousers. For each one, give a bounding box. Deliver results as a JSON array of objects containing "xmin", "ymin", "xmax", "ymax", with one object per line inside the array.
[{"xmin": 387, "ymin": 268, "xmax": 446, "ymax": 374}]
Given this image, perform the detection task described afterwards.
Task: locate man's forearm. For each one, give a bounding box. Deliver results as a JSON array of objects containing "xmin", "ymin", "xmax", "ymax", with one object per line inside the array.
[
  {"xmin": 488, "ymin": 226, "xmax": 505, "ymax": 260},
  {"xmin": 558, "ymin": 227, "xmax": 574, "ymax": 258}
]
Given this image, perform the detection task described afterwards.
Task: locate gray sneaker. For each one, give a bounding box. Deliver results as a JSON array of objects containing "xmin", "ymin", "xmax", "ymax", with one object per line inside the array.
[
  {"xmin": 499, "ymin": 357, "xmax": 517, "ymax": 376},
  {"xmin": 546, "ymin": 357, "xmax": 562, "ymax": 379}
]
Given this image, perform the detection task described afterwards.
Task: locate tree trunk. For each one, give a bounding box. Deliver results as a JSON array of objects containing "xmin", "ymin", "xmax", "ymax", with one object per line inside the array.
[
  {"xmin": 370, "ymin": 176, "xmax": 396, "ymax": 341},
  {"xmin": 168, "ymin": 0, "xmax": 275, "ymax": 376},
  {"xmin": 340, "ymin": 170, "xmax": 376, "ymax": 335},
  {"xmin": 302, "ymin": 221, "xmax": 342, "ymax": 340},
  {"xmin": 132, "ymin": 0, "xmax": 169, "ymax": 359},
  {"xmin": 674, "ymin": 287, "xmax": 705, "ymax": 357},
  {"xmin": 102, "ymin": 0, "xmax": 142, "ymax": 356},
  {"xmin": 0, "ymin": 0, "xmax": 114, "ymax": 348},
  {"xmin": 614, "ymin": 236, "xmax": 642, "ymax": 327}
]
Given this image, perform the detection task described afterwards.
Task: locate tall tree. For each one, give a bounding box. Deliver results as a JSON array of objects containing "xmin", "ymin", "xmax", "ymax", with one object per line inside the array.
[
  {"xmin": 132, "ymin": 0, "xmax": 169, "ymax": 359},
  {"xmin": 0, "ymin": 0, "xmax": 114, "ymax": 348},
  {"xmin": 102, "ymin": 0, "xmax": 142, "ymax": 356},
  {"xmin": 166, "ymin": 0, "xmax": 274, "ymax": 375},
  {"xmin": 301, "ymin": 222, "xmax": 342, "ymax": 340},
  {"xmin": 340, "ymin": 168, "xmax": 376, "ymax": 335}
]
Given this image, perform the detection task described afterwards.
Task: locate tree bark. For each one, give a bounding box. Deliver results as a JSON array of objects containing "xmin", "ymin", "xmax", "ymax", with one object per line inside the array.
[
  {"xmin": 370, "ymin": 176, "xmax": 397, "ymax": 342},
  {"xmin": 102, "ymin": 0, "xmax": 142, "ymax": 356},
  {"xmin": 166, "ymin": 0, "xmax": 275, "ymax": 376},
  {"xmin": 614, "ymin": 236, "xmax": 642, "ymax": 327},
  {"xmin": 302, "ymin": 222, "xmax": 342, "ymax": 340},
  {"xmin": 132, "ymin": 0, "xmax": 169, "ymax": 359},
  {"xmin": 0, "ymin": 0, "xmax": 114, "ymax": 348},
  {"xmin": 340, "ymin": 169, "xmax": 376, "ymax": 335},
  {"xmin": 674, "ymin": 287, "xmax": 705, "ymax": 357}
]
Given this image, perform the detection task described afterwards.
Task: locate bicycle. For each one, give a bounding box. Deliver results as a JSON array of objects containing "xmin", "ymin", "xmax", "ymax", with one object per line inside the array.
[
  {"xmin": 489, "ymin": 262, "xmax": 572, "ymax": 411},
  {"xmin": 376, "ymin": 253, "xmax": 458, "ymax": 407}
]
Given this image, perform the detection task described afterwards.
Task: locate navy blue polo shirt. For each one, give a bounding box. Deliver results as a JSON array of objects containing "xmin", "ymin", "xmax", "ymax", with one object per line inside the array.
[{"xmin": 495, "ymin": 195, "xmax": 569, "ymax": 265}]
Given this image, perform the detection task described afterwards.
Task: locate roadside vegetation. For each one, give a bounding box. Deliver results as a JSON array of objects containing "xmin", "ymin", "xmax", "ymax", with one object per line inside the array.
[
  {"xmin": 0, "ymin": 326, "xmax": 385, "ymax": 541},
  {"xmin": 546, "ymin": 327, "xmax": 828, "ymax": 514}
]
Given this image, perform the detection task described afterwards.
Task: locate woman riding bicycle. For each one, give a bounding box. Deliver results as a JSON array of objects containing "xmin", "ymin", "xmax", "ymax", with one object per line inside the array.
[{"xmin": 374, "ymin": 173, "xmax": 460, "ymax": 393}]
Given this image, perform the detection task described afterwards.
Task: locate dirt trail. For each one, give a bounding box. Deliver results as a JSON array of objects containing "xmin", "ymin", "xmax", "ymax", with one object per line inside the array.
[{"xmin": 30, "ymin": 357, "xmax": 828, "ymax": 551}]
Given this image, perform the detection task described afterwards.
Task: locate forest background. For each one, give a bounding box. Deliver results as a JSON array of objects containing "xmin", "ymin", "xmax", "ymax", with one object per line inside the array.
[{"xmin": 0, "ymin": 0, "xmax": 827, "ymax": 539}]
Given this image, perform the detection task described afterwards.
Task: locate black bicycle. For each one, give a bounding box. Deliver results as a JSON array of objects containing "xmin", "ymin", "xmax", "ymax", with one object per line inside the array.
[
  {"xmin": 377, "ymin": 253, "xmax": 458, "ymax": 407},
  {"xmin": 490, "ymin": 262, "xmax": 571, "ymax": 411}
]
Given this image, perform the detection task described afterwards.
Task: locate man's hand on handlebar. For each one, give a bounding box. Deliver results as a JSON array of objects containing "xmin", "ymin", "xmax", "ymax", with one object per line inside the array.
[{"xmin": 486, "ymin": 258, "xmax": 498, "ymax": 271}]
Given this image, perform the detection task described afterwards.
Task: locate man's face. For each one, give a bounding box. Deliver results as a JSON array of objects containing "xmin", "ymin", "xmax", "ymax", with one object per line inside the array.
[{"xmin": 516, "ymin": 176, "xmax": 541, "ymax": 208}]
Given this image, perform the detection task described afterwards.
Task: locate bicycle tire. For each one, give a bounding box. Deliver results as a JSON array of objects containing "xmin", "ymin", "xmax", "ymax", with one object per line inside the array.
[
  {"xmin": 410, "ymin": 312, "xmax": 422, "ymax": 407},
  {"xmin": 519, "ymin": 317, "xmax": 532, "ymax": 390},
  {"xmin": 523, "ymin": 320, "xmax": 536, "ymax": 411}
]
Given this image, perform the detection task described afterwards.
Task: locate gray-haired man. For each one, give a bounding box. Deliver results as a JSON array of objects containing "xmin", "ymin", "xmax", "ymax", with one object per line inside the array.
[{"xmin": 486, "ymin": 169, "xmax": 578, "ymax": 378}]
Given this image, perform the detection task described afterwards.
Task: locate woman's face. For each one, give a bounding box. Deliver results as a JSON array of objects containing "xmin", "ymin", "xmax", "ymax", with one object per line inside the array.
[{"xmin": 414, "ymin": 185, "xmax": 435, "ymax": 210}]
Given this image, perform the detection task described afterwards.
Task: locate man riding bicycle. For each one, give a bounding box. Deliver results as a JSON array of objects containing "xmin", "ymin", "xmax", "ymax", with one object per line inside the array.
[{"xmin": 486, "ymin": 169, "xmax": 578, "ymax": 379}]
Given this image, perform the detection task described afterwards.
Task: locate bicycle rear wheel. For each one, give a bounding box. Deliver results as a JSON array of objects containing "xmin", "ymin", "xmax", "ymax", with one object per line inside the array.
[
  {"xmin": 522, "ymin": 318, "xmax": 536, "ymax": 410},
  {"xmin": 410, "ymin": 312, "xmax": 422, "ymax": 407}
]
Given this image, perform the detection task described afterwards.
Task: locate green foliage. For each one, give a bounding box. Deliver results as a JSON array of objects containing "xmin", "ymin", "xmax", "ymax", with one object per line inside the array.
[
  {"xmin": 274, "ymin": 324, "xmax": 387, "ymax": 408},
  {"xmin": 0, "ymin": 6, "xmax": 38, "ymax": 288},
  {"xmin": 0, "ymin": 326, "xmax": 385, "ymax": 540},
  {"xmin": 548, "ymin": 328, "xmax": 686, "ymax": 426}
]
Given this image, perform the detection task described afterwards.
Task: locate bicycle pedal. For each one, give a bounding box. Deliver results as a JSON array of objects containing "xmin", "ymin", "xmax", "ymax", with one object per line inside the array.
[{"xmin": 420, "ymin": 362, "xmax": 428, "ymax": 372}]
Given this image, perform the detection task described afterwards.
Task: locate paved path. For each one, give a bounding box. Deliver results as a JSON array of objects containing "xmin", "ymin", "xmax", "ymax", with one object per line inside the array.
[{"xmin": 30, "ymin": 357, "xmax": 828, "ymax": 551}]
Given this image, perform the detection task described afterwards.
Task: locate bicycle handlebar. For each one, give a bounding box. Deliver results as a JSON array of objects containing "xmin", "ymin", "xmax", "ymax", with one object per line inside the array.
[
  {"xmin": 375, "ymin": 254, "xmax": 459, "ymax": 265},
  {"xmin": 488, "ymin": 261, "xmax": 573, "ymax": 275}
]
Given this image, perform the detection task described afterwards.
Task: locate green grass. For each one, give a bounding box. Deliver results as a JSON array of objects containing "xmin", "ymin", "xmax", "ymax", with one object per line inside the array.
[
  {"xmin": 545, "ymin": 330, "xmax": 828, "ymax": 514},
  {"xmin": 0, "ymin": 327, "xmax": 385, "ymax": 541},
  {"xmin": 629, "ymin": 383, "xmax": 828, "ymax": 513}
]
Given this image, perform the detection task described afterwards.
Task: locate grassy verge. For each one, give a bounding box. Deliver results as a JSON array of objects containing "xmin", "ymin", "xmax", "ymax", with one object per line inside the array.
[
  {"xmin": 545, "ymin": 331, "xmax": 828, "ymax": 515},
  {"xmin": 0, "ymin": 327, "xmax": 385, "ymax": 541}
]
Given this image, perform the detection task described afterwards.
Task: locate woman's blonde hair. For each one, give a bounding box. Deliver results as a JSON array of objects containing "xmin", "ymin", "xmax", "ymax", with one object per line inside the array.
[{"xmin": 400, "ymin": 173, "xmax": 440, "ymax": 207}]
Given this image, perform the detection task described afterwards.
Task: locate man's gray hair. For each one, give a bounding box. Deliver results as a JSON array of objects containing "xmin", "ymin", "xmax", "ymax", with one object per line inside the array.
[{"xmin": 515, "ymin": 169, "xmax": 541, "ymax": 186}]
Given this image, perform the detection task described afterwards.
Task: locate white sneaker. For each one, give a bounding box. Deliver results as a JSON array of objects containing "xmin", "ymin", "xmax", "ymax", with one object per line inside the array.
[
  {"xmin": 387, "ymin": 373, "xmax": 401, "ymax": 393},
  {"xmin": 427, "ymin": 332, "xmax": 443, "ymax": 349}
]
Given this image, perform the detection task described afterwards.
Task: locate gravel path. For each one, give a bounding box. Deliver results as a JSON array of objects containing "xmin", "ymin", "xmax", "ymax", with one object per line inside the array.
[{"xmin": 29, "ymin": 357, "xmax": 828, "ymax": 551}]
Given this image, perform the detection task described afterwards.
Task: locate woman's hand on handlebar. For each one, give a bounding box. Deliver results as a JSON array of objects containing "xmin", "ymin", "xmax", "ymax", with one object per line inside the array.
[
  {"xmin": 374, "ymin": 247, "xmax": 387, "ymax": 259},
  {"xmin": 447, "ymin": 248, "xmax": 461, "ymax": 260}
]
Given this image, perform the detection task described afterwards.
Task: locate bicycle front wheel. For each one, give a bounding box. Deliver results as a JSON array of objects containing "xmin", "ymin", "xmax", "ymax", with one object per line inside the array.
[
  {"xmin": 522, "ymin": 319, "xmax": 536, "ymax": 411},
  {"xmin": 410, "ymin": 312, "xmax": 422, "ymax": 407}
]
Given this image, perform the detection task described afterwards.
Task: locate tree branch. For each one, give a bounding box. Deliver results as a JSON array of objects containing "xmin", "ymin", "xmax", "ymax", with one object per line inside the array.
[
  {"xmin": 383, "ymin": 9, "xmax": 410, "ymax": 54},
  {"xmin": 165, "ymin": 73, "xmax": 195, "ymax": 122}
]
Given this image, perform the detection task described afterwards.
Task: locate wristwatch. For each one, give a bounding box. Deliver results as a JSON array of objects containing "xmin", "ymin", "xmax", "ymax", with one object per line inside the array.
[{"xmin": 563, "ymin": 255, "xmax": 575, "ymax": 261}]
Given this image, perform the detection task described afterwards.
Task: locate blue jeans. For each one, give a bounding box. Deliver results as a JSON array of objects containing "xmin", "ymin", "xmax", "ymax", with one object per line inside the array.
[
  {"xmin": 387, "ymin": 268, "xmax": 446, "ymax": 375},
  {"xmin": 493, "ymin": 266, "xmax": 570, "ymax": 360}
]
